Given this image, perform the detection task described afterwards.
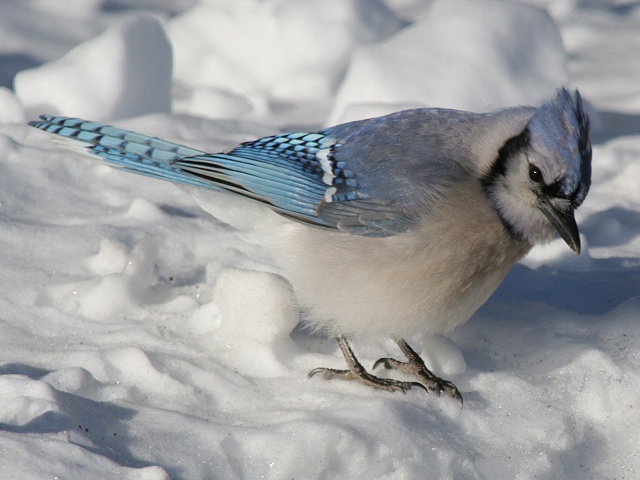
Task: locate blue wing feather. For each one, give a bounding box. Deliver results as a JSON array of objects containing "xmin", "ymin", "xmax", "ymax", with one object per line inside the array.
[
  {"xmin": 30, "ymin": 112, "xmax": 463, "ymax": 237},
  {"xmin": 29, "ymin": 115, "xmax": 335, "ymax": 227}
]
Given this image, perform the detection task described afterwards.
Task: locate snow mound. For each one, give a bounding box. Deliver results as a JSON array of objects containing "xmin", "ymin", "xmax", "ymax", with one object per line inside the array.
[
  {"xmin": 14, "ymin": 16, "xmax": 172, "ymax": 122},
  {"xmin": 168, "ymin": 0, "xmax": 405, "ymax": 119},
  {"xmin": 329, "ymin": 0, "xmax": 567, "ymax": 124}
]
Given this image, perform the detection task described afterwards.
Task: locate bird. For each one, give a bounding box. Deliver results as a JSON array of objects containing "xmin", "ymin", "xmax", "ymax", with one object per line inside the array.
[{"xmin": 29, "ymin": 87, "xmax": 591, "ymax": 404}]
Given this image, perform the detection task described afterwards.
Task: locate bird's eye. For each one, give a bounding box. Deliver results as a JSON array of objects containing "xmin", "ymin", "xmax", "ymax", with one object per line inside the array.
[{"xmin": 529, "ymin": 165, "xmax": 543, "ymax": 183}]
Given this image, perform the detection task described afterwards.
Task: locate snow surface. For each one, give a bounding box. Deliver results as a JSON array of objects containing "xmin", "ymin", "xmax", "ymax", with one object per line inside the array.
[{"xmin": 1, "ymin": 0, "xmax": 640, "ymax": 478}]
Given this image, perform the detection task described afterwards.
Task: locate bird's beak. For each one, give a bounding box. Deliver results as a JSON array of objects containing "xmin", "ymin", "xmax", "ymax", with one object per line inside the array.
[{"xmin": 537, "ymin": 199, "xmax": 581, "ymax": 254}]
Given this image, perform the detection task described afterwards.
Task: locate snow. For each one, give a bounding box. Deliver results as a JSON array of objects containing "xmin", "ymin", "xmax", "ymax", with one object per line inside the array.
[
  {"xmin": 14, "ymin": 15, "xmax": 172, "ymax": 122},
  {"xmin": 0, "ymin": 0, "xmax": 639, "ymax": 478},
  {"xmin": 168, "ymin": 0, "xmax": 404, "ymax": 122},
  {"xmin": 328, "ymin": 0, "xmax": 567, "ymax": 124}
]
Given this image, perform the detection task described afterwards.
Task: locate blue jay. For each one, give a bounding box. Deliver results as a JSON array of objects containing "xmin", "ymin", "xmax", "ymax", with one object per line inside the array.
[{"xmin": 29, "ymin": 88, "xmax": 591, "ymax": 404}]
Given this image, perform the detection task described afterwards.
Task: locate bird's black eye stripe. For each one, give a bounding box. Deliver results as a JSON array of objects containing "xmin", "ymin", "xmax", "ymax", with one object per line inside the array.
[
  {"xmin": 529, "ymin": 164, "xmax": 543, "ymax": 183},
  {"xmin": 481, "ymin": 128, "xmax": 530, "ymax": 190}
]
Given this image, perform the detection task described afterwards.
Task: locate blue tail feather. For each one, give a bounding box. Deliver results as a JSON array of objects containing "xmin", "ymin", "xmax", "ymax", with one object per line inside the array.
[{"xmin": 29, "ymin": 115, "xmax": 333, "ymax": 227}]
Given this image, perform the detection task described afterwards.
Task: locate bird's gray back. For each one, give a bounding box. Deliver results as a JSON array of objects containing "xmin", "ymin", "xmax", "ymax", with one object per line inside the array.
[{"xmin": 320, "ymin": 106, "xmax": 536, "ymax": 228}]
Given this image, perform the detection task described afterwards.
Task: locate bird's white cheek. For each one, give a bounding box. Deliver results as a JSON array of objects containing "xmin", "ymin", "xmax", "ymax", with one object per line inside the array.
[{"xmin": 494, "ymin": 189, "xmax": 555, "ymax": 245}]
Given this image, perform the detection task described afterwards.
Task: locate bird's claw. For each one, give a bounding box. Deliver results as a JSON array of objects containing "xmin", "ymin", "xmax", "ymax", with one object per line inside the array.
[
  {"xmin": 310, "ymin": 336, "xmax": 462, "ymax": 404},
  {"xmin": 309, "ymin": 366, "xmax": 425, "ymax": 394},
  {"xmin": 373, "ymin": 354, "xmax": 463, "ymax": 406}
]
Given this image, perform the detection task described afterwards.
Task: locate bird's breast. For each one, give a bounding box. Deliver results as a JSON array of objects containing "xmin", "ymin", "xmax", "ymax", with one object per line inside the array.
[{"xmin": 280, "ymin": 183, "xmax": 531, "ymax": 339}]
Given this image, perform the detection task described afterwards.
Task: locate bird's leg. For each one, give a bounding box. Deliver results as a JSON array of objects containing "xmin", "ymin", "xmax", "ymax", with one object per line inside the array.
[
  {"xmin": 373, "ymin": 338, "xmax": 463, "ymax": 405},
  {"xmin": 309, "ymin": 336, "xmax": 427, "ymax": 393}
]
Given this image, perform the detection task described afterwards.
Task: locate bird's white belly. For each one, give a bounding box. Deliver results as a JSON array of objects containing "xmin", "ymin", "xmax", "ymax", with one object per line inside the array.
[{"xmin": 279, "ymin": 189, "xmax": 532, "ymax": 339}]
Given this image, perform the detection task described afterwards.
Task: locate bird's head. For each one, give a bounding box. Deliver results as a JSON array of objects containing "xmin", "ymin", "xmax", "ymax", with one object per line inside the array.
[{"xmin": 484, "ymin": 88, "xmax": 592, "ymax": 253}]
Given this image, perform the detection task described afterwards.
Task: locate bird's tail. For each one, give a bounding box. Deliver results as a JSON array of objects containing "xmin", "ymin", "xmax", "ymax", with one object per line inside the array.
[
  {"xmin": 29, "ymin": 115, "xmax": 215, "ymax": 190},
  {"xmin": 29, "ymin": 115, "xmax": 330, "ymax": 227}
]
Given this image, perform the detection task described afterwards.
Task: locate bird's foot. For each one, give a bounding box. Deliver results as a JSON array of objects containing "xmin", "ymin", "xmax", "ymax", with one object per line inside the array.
[
  {"xmin": 308, "ymin": 366, "xmax": 426, "ymax": 394},
  {"xmin": 308, "ymin": 336, "xmax": 426, "ymax": 394},
  {"xmin": 372, "ymin": 357, "xmax": 461, "ymax": 402},
  {"xmin": 373, "ymin": 339, "xmax": 463, "ymax": 405}
]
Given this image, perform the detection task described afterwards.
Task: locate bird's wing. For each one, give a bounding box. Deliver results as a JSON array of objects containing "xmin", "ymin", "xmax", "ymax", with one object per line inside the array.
[
  {"xmin": 315, "ymin": 109, "xmax": 474, "ymax": 236},
  {"xmin": 29, "ymin": 115, "xmax": 335, "ymax": 228},
  {"xmin": 29, "ymin": 112, "xmax": 471, "ymax": 236}
]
